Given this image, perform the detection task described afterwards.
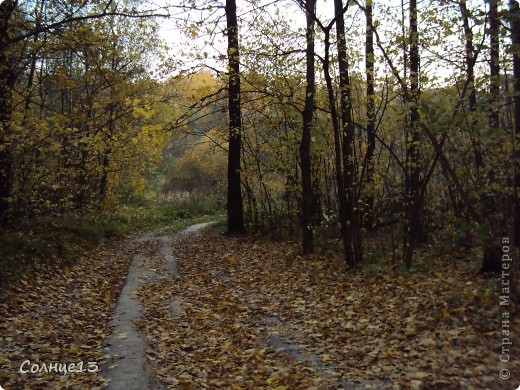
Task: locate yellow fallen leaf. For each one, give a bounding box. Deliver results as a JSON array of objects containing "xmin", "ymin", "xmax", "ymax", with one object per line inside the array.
[
  {"xmin": 266, "ymin": 377, "xmax": 279, "ymax": 385},
  {"xmin": 321, "ymin": 354, "xmax": 334, "ymax": 362}
]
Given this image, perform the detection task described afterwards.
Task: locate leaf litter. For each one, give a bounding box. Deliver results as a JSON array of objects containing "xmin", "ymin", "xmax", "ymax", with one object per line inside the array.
[
  {"xmin": 135, "ymin": 229, "xmax": 519, "ymax": 389},
  {"xmin": 0, "ymin": 226, "xmax": 518, "ymax": 389},
  {"xmin": 0, "ymin": 237, "xmax": 158, "ymax": 389}
]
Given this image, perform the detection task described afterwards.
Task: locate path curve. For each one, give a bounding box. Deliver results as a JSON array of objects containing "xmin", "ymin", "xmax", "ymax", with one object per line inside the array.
[{"xmin": 100, "ymin": 222, "xmax": 214, "ymax": 390}]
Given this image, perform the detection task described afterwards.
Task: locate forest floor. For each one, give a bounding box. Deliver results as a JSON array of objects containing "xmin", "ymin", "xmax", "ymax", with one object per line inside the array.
[{"xmin": 0, "ymin": 223, "xmax": 519, "ymax": 389}]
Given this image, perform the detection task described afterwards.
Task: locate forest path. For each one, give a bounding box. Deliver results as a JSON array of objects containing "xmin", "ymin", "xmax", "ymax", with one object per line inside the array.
[
  {"xmin": 100, "ymin": 222, "xmax": 215, "ymax": 390},
  {"xmin": 131, "ymin": 228, "xmax": 399, "ymax": 389},
  {"xmin": 99, "ymin": 225, "xmax": 520, "ymax": 390},
  {"xmin": 129, "ymin": 228, "xmax": 517, "ymax": 389},
  {"xmin": 101, "ymin": 222, "xmax": 371, "ymax": 389},
  {"xmin": 0, "ymin": 221, "xmax": 513, "ymax": 389}
]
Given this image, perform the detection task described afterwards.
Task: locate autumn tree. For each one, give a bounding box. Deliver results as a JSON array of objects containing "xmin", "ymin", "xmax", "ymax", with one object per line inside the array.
[
  {"xmin": 225, "ymin": 0, "xmax": 246, "ymax": 234},
  {"xmin": 512, "ymin": 1, "xmax": 520, "ymax": 249},
  {"xmin": 0, "ymin": 0, "xmax": 167, "ymax": 223},
  {"xmin": 300, "ymin": 0, "xmax": 317, "ymax": 254},
  {"xmin": 162, "ymin": 0, "xmax": 517, "ymax": 275},
  {"xmin": 510, "ymin": 0, "xmax": 520, "ymax": 303},
  {"xmin": 333, "ymin": 0, "xmax": 363, "ymax": 266},
  {"xmin": 403, "ymin": 0, "xmax": 422, "ymax": 268},
  {"xmin": 364, "ymin": 0, "xmax": 376, "ymax": 230}
]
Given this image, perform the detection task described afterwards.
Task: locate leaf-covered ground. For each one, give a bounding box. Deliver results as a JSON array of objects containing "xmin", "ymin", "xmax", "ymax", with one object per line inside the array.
[
  {"xmin": 0, "ymin": 235, "xmax": 149, "ymax": 389},
  {"xmin": 0, "ymin": 225, "xmax": 519, "ymax": 389},
  {"xmin": 137, "ymin": 229, "xmax": 519, "ymax": 389}
]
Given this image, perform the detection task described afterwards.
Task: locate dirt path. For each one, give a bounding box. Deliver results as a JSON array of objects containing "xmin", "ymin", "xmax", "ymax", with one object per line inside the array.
[
  {"xmin": 1, "ymin": 222, "xmax": 516, "ymax": 389},
  {"xmin": 100, "ymin": 222, "xmax": 214, "ymax": 390},
  {"xmin": 131, "ymin": 229, "xmax": 518, "ymax": 389}
]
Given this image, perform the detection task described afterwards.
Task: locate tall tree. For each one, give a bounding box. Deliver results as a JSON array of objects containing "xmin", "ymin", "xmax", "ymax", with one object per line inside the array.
[
  {"xmin": 511, "ymin": 0, "xmax": 520, "ymax": 250},
  {"xmin": 335, "ymin": 0, "xmax": 362, "ymax": 266},
  {"xmin": 321, "ymin": 21, "xmax": 349, "ymax": 263},
  {"xmin": 403, "ymin": 0, "xmax": 422, "ymax": 268},
  {"xmin": 225, "ymin": 0, "xmax": 246, "ymax": 234},
  {"xmin": 489, "ymin": 0, "xmax": 500, "ymax": 131},
  {"xmin": 459, "ymin": 0, "xmax": 483, "ymax": 170},
  {"xmin": 300, "ymin": 0, "xmax": 317, "ymax": 254},
  {"xmin": 0, "ymin": 0, "xmax": 17, "ymax": 229},
  {"xmin": 364, "ymin": 0, "xmax": 376, "ymax": 229},
  {"xmin": 479, "ymin": 0, "xmax": 503, "ymax": 273}
]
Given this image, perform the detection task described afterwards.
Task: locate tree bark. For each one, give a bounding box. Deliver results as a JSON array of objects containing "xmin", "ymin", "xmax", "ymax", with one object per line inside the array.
[
  {"xmin": 300, "ymin": 0, "xmax": 316, "ymax": 254},
  {"xmin": 0, "ymin": 0, "xmax": 17, "ymax": 230},
  {"xmin": 403, "ymin": 0, "xmax": 422, "ymax": 268},
  {"xmin": 460, "ymin": 0, "xmax": 483, "ymax": 170},
  {"xmin": 509, "ymin": 0, "xmax": 520, "ymax": 303},
  {"xmin": 511, "ymin": 0, "xmax": 520, "ymax": 250},
  {"xmin": 489, "ymin": 0, "xmax": 500, "ymax": 131},
  {"xmin": 478, "ymin": 0, "xmax": 502, "ymax": 274},
  {"xmin": 321, "ymin": 27, "xmax": 347, "ymax": 253},
  {"xmin": 364, "ymin": 0, "xmax": 376, "ymax": 229},
  {"xmin": 225, "ymin": 0, "xmax": 245, "ymax": 234},
  {"xmin": 335, "ymin": 0, "xmax": 361, "ymax": 266}
]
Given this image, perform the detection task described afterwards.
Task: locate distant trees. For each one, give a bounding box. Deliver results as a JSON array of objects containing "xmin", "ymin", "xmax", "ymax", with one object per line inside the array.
[
  {"xmin": 220, "ymin": 0, "xmax": 518, "ymax": 271},
  {"xmin": 3, "ymin": 0, "xmax": 519, "ymax": 274}
]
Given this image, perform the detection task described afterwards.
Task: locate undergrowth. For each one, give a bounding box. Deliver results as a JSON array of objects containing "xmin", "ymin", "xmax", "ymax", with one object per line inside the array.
[{"xmin": 0, "ymin": 199, "xmax": 224, "ymax": 288}]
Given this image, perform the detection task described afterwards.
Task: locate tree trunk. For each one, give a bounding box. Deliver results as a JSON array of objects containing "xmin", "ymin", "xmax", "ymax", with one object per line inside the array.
[
  {"xmin": 460, "ymin": 0, "xmax": 483, "ymax": 170},
  {"xmin": 300, "ymin": 0, "xmax": 316, "ymax": 254},
  {"xmin": 225, "ymin": 0, "xmax": 245, "ymax": 234},
  {"xmin": 335, "ymin": 0, "xmax": 361, "ymax": 266},
  {"xmin": 511, "ymin": 0, "xmax": 520, "ymax": 249},
  {"xmin": 404, "ymin": 0, "xmax": 423, "ymax": 268},
  {"xmin": 479, "ymin": 0, "xmax": 502, "ymax": 274},
  {"xmin": 364, "ymin": 0, "xmax": 376, "ymax": 229},
  {"xmin": 322, "ymin": 27, "xmax": 347, "ymax": 257},
  {"xmin": 0, "ymin": 0, "xmax": 17, "ymax": 230},
  {"xmin": 489, "ymin": 0, "xmax": 500, "ymax": 131},
  {"xmin": 509, "ymin": 0, "xmax": 520, "ymax": 303}
]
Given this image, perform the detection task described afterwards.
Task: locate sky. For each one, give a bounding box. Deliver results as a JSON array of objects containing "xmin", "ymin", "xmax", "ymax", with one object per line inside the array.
[{"xmin": 152, "ymin": 0, "xmax": 486, "ymax": 84}]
